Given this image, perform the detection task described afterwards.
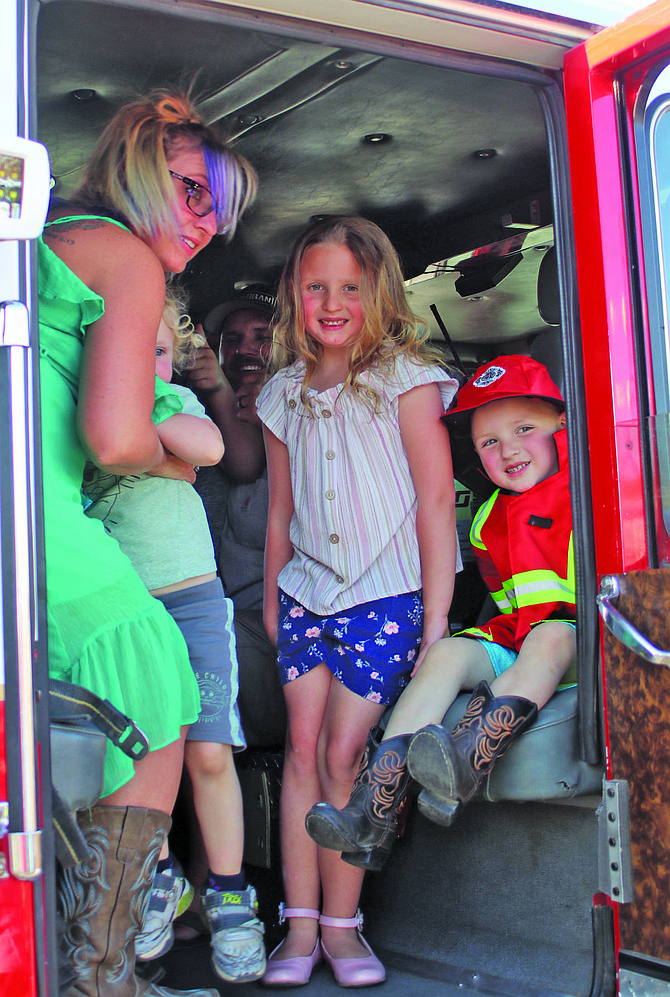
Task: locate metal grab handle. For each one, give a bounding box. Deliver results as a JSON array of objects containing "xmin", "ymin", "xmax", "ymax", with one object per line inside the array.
[
  {"xmin": 597, "ymin": 575, "xmax": 670, "ymax": 666},
  {"xmin": 1, "ymin": 300, "xmax": 41, "ymax": 879}
]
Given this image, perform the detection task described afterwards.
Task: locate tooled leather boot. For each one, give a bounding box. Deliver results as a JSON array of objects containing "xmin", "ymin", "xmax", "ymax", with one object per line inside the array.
[
  {"xmin": 58, "ymin": 805, "xmax": 219, "ymax": 997},
  {"xmin": 407, "ymin": 681, "xmax": 538, "ymax": 827},
  {"xmin": 305, "ymin": 727, "xmax": 412, "ymax": 872}
]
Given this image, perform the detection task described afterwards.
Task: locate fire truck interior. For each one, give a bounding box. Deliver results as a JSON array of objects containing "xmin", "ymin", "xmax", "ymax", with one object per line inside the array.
[{"xmin": 37, "ymin": 2, "xmax": 610, "ymax": 995}]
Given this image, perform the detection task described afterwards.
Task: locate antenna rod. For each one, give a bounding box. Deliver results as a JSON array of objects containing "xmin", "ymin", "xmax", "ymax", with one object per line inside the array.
[{"xmin": 430, "ymin": 303, "xmax": 466, "ymax": 376}]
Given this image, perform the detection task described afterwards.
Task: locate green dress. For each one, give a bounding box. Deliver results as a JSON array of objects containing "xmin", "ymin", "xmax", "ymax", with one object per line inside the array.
[{"xmin": 38, "ymin": 217, "xmax": 201, "ymax": 796}]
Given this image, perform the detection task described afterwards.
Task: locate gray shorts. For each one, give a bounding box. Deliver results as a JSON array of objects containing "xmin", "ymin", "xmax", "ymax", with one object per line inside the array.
[{"xmin": 156, "ymin": 578, "xmax": 246, "ymax": 749}]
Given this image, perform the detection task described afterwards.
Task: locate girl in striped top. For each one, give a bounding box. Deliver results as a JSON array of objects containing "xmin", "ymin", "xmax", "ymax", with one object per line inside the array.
[{"xmin": 256, "ymin": 215, "xmax": 459, "ymax": 988}]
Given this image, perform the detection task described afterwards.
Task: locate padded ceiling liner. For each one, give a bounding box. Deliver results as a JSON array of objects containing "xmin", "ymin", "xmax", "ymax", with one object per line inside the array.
[{"xmin": 37, "ymin": 0, "xmax": 553, "ymax": 344}]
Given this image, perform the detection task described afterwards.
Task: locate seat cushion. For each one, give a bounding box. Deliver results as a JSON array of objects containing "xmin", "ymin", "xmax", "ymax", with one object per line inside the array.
[{"xmin": 440, "ymin": 686, "xmax": 602, "ymax": 802}]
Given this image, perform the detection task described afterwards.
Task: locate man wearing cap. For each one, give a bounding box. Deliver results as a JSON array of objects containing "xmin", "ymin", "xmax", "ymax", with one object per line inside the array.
[
  {"xmin": 305, "ymin": 355, "xmax": 577, "ymax": 868},
  {"xmin": 185, "ymin": 286, "xmax": 286, "ymax": 748},
  {"xmin": 189, "ymin": 285, "xmax": 274, "ymax": 486}
]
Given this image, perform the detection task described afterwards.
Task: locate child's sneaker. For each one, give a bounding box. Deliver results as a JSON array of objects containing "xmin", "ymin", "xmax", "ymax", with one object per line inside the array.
[
  {"xmin": 135, "ymin": 863, "xmax": 194, "ymax": 961},
  {"xmin": 201, "ymin": 884, "xmax": 266, "ymax": 983}
]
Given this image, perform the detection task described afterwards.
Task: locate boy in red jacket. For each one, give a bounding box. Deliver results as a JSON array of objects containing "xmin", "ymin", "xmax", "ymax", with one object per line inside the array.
[{"xmin": 305, "ymin": 356, "xmax": 576, "ymax": 870}]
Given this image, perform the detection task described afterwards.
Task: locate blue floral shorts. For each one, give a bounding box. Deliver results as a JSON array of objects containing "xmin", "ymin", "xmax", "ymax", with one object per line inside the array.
[{"xmin": 276, "ymin": 590, "xmax": 423, "ymax": 705}]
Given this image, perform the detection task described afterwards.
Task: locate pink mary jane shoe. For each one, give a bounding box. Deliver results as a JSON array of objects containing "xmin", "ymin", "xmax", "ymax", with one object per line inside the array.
[
  {"xmin": 319, "ymin": 911, "xmax": 386, "ymax": 987},
  {"xmin": 261, "ymin": 906, "xmax": 322, "ymax": 987}
]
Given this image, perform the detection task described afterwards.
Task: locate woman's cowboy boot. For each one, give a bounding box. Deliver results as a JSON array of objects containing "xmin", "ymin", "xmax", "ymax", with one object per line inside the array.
[
  {"xmin": 58, "ymin": 804, "xmax": 219, "ymax": 997},
  {"xmin": 407, "ymin": 681, "xmax": 538, "ymax": 827},
  {"xmin": 305, "ymin": 727, "xmax": 412, "ymax": 872}
]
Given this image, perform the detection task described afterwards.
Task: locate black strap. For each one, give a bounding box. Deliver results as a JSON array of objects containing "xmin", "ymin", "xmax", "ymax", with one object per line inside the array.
[
  {"xmin": 49, "ymin": 681, "xmax": 151, "ymax": 871},
  {"xmin": 49, "ymin": 678, "xmax": 149, "ymax": 760},
  {"xmin": 52, "ymin": 785, "xmax": 90, "ymax": 868}
]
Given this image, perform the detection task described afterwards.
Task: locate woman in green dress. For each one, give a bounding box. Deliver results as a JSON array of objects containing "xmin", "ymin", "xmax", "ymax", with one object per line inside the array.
[{"xmin": 41, "ymin": 90, "xmax": 256, "ymax": 997}]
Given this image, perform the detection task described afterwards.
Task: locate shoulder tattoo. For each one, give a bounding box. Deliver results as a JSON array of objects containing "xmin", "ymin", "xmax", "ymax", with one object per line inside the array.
[{"xmin": 44, "ymin": 217, "xmax": 109, "ymax": 246}]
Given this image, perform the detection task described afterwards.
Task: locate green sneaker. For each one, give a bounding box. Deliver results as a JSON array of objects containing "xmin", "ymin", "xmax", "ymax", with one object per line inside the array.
[
  {"xmin": 201, "ymin": 884, "xmax": 266, "ymax": 983},
  {"xmin": 136, "ymin": 864, "xmax": 194, "ymax": 961}
]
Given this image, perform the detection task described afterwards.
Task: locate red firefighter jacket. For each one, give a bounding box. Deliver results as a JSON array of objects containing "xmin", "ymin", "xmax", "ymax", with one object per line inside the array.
[{"xmin": 458, "ymin": 428, "xmax": 575, "ymax": 652}]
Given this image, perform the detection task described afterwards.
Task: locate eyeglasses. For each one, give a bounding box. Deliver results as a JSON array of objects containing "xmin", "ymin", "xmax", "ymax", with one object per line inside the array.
[{"xmin": 168, "ymin": 170, "xmax": 215, "ymax": 218}]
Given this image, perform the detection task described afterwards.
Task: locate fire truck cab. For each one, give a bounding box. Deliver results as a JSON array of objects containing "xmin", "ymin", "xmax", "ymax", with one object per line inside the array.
[{"xmin": 4, "ymin": 1, "xmax": 670, "ymax": 995}]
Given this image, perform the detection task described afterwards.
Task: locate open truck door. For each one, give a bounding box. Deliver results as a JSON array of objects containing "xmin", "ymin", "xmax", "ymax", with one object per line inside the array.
[
  {"xmin": 10, "ymin": 0, "xmax": 670, "ymax": 994},
  {"xmin": 565, "ymin": 0, "xmax": 670, "ymax": 977},
  {"xmin": 0, "ymin": 1, "xmax": 53, "ymax": 995}
]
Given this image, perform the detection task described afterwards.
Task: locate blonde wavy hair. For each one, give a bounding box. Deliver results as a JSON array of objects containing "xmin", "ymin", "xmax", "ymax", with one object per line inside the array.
[
  {"xmin": 75, "ymin": 89, "xmax": 257, "ymax": 243},
  {"xmin": 162, "ymin": 284, "xmax": 205, "ymax": 372},
  {"xmin": 271, "ymin": 215, "xmax": 444, "ymax": 408}
]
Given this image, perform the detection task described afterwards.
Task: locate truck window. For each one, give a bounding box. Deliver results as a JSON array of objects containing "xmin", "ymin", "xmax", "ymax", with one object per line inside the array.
[{"xmin": 636, "ymin": 60, "xmax": 670, "ymax": 564}]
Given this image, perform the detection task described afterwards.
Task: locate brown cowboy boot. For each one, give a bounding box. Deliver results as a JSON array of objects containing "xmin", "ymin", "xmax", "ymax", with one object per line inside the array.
[
  {"xmin": 58, "ymin": 805, "xmax": 219, "ymax": 997},
  {"xmin": 407, "ymin": 681, "xmax": 538, "ymax": 827},
  {"xmin": 305, "ymin": 727, "xmax": 412, "ymax": 872}
]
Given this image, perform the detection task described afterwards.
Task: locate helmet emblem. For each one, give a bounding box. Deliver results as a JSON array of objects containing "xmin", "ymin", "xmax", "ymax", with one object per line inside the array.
[{"xmin": 473, "ymin": 365, "xmax": 506, "ymax": 388}]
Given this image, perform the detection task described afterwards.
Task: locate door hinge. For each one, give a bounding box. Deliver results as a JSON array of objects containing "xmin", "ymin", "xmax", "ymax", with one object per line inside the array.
[{"xmin": 598, "ymin": 779, "xmax": 634, "ymax": 903}]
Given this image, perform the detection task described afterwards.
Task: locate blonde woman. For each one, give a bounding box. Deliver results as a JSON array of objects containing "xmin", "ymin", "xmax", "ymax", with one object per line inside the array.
[{"xmin": 40, "ymin": 91, "xmax": 255, "ymax": 997}]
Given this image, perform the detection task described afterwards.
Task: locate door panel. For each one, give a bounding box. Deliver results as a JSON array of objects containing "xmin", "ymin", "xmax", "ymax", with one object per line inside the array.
[
  {"xmin": 565, "ymin": 3, "xmax": 670, "ymax": 973},
  {"xmin": 599, "ymin": 569, "xmax": 670, "ymax": 960},
  {"xmin": 0, "ymin": 0, "xmax": 54, "ymax": 992}
]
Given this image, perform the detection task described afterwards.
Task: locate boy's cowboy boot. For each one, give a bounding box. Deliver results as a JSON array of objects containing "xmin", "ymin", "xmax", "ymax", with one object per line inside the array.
[
  {"xmin": 305, "ymin": 727, "xmax": 412, "ymax": 872},
  {"xmin": 58, "ymin": 804, "xmax": 219, "ymax": 997},
  {"xmin": 407, "ymin": 681, "xmax": 538, "ymax": 827}
]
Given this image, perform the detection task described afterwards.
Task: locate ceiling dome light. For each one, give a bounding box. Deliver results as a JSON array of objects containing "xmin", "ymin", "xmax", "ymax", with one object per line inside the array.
[
  {"xmin": 473, "ymin": 148, "xmax": 496, "ymax": 159},
  {"xmin": 238, "ymin": 114, "xmax": 262, "ymax": 127},
  {"xmin": 363, "ymin": 133, "xmax": 392, "ymax": 145}
]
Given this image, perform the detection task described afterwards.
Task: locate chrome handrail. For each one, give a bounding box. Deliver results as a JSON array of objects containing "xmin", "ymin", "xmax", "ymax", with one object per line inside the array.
[
  {"xmin": 597, "ymin": 574, "xmax": 670, "ymax": 667},
  {"xmin": 1, "ymin": 300, "xmax": 41, "ymax": 879}
]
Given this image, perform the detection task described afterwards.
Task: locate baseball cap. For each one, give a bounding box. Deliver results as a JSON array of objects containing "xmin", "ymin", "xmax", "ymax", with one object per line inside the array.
[
  {"xmin": 204, "ymin": 283, "xmax": 277, "ymax": 338},
  {"xmin": 443, "ymin": 355, "xmax": 564, "ymax": 433}
]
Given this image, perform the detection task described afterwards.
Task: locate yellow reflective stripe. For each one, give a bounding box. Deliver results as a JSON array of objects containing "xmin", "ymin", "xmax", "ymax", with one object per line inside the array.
[
  {"xmin": 470, "ymin": 490, "xmax": 499, "ymax": 551},
  {"xmin": 511, "ymin": 574, "xmax": 574, "ymax": 606},
  {"xmin": 490, "ymin": 532, "xmax": 575, "ymax": 611},
  {"xmin": 495, "ymin": 555, "xmax": 575, "ymax": 611},
  {"xmin": 457, "ymin": 627, "xmax": 496, "ymax": 642},
  {"xmin": 491, "ymin": 582, "xmax": 514, "ymax": 613},
  {"xmin": 566, "ymin": 532, "xmax": 574, "ymax": 596}
]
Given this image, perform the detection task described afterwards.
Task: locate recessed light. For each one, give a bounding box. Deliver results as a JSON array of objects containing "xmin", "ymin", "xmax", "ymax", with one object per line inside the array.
[
  {"xmin": 72, "ymin": 88, "xmax": 96, "ymax": 101},
  {"xmin": 363, "ymin": 133, "xmax": 392, "ymax": 145},
  {"xmin": 332, "ymin": 60, "xmax": 353, "ymax": 71},
  {"xmin": 238, "ymin": 114, "xmax": 262, "ymax": 127},
  {"xmin": 473, "ymin": 148, "xmax": 496, "ymax": 159}
]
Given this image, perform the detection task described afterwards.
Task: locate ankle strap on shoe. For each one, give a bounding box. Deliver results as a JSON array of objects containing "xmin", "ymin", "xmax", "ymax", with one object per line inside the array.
[
  {"xmin": 278, "ymin": 903, "xmax": 321, "ymax": 924},
  {"xmin": 319, "ymin": 909, "xmax": 364, "ymax": 930}
]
